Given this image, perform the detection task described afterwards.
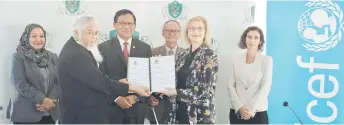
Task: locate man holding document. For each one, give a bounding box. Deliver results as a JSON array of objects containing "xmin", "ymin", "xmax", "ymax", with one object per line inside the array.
[
  {"xmin": 146, "ymin": 20, "xmax": 184, "ymax": 124},
  {"xmin": 98, "ymin": 9, "xmax": 152, "ymax": 124},
  {"xmin": 57, "ymin": 14, "xmax": 150, "ymax": 124}
]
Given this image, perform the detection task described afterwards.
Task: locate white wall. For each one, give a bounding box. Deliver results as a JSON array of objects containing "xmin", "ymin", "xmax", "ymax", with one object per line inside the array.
[
  {"xmin": 0, "ymin": 1, "xmax": 254, "ymax": 124},
  {"xmin": 253, "ymin": 0, "xmax": 267, "ymax": 55}
]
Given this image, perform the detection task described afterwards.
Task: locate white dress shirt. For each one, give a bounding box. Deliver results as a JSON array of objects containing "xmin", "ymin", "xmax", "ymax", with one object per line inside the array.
[
  {"xmin": 227, "ymin": 53, "xmax": 273, "ymax": 116},
  {"xmin": 117, "ymin": 35, "xmax": 132, "ymax": 54},
  {"xmin": 114, "ymin": 35, "xmax": 133, "ymax": 103}
]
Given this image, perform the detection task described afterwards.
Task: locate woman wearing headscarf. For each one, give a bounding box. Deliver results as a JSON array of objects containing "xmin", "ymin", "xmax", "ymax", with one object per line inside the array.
[{"xmin": 10, "ymin": 23, "xmax": 60, "ymax": 124}]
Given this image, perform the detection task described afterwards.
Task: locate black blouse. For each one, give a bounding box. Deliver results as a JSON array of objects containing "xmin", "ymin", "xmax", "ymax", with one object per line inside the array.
[{"xmin": 177, "ymin": 47, "xmax": 200, "ymax": 89}]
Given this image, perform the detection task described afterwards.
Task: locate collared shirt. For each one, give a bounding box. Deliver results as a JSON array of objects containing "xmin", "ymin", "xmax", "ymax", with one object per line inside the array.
[
  {"xmin": 165, "ymin": 44, "xmax": 178, "ymax": 55},
  {"xmin": 117, "ymin": 35, "xmax": 132, "ymax": 54},
  {"xmin": 114, "ymin": 35, "xmax": 132, "ymax": 103}
]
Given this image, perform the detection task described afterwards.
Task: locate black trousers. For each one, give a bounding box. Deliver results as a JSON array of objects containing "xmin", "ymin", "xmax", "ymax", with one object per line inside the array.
[
  {"xmin": 108, "ymin": 106, "xmax": 140, "ymax": 124},
  {"xmin": 13, "ymin": 116, "xmax": 55, "ymax": 124},
  {"xmin": 149, "ymin": 100, "xmax": 172, "ymax": 124},
  {"xmin": 176, "ymin": 102, "xmax": 190, "ymax": 124},
  {"xmin": 109, "ymin": 103, "xmax": 149, "ymax": 124},
  {"xmin": 229, "ymin": 109, "xmax": 269, "ymax": 124}
]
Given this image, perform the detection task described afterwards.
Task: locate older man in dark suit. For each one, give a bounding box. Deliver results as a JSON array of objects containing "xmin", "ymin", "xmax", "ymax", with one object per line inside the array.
[
  {"xmin": 146, "ymin": 20, "xmax": 184, "ymax": 124},
  {"xmin": 57, "ymin": 14, "xmax": 150, "ymax": 124}
]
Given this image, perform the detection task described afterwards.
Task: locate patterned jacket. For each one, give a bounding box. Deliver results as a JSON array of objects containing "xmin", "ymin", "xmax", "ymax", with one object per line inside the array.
[{"xmin": 166, "ymin": 44, "xmax": 219, "ymax": 124}]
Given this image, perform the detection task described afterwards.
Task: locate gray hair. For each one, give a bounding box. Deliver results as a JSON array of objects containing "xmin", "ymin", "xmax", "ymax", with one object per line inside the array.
[
  {"xmin": 74, "ymin": 14, "xmax": 97, "ymax": 35},
  {"xmin": 162, "ymin": 20, "xmax": 181, "ymax": 32}
]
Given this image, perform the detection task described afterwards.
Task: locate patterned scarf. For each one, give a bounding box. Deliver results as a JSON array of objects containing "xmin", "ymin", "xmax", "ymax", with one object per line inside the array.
[{"xmin": 16, "ymin": 23, "xmax": 50, "ymax": 68}]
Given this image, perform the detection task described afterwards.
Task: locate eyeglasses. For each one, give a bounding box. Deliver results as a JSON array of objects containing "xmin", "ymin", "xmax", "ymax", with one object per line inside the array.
[
  {"xmin": 164, "ymin": 29, "xmax": 180, "ymax": 34},
  {"xmin": 188, "ymin": 27, "xmax": 205, "ymax": 32},
  {"xmin": 117, "ymin": 22, "xmax": 135, "ymax": 27}
]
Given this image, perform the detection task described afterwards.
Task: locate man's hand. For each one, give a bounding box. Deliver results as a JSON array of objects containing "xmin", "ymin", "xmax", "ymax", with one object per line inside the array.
[
  {"xmin": 149, "ymin": 95, "xmax": 159, "ymax": 106},
  {"xmin": 119, "ymin": 78, "xmax": 129, "ymax": 84},
  {"xmin": 129, "ymin": 85, "xmax": 151, "ymax": 97},
  {"xmin": 125, "ymin": 95, "xmax": 137, "ymax": 105},
  {"xmin": 116, "ymin": 96, "xmax": 132, "ymax": 109}
]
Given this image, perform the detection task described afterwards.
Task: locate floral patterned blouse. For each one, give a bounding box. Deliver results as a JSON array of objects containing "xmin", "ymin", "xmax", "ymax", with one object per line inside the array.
[{"xmin": 164, "ymin": 44, "xmax": 219, "ymax": 124}]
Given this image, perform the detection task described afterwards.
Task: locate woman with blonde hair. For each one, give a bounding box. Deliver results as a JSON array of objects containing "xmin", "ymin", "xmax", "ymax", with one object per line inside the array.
[{"xmin": 161, "ymin": 16, "xmax": 218, "ymax": 124}]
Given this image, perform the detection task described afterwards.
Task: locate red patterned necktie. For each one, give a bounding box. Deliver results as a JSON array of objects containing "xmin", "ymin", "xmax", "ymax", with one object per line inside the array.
[{"xmin": 123, "ymin": 42, "xmax": 129, "ymax": 62}]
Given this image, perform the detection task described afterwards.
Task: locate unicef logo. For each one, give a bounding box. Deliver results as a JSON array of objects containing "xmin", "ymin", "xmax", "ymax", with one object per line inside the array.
[{"xmin": 298, "ymin": 0, "xmax": 343, "ymax": 52}]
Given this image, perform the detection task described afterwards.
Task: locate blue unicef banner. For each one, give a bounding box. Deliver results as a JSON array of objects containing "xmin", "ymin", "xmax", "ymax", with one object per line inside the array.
[{"xmin": 267, "ymin": 0, "xmax": 344, "ymax": 124}]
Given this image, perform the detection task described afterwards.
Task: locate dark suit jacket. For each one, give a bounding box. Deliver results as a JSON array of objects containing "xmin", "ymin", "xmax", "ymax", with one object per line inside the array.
[
  {"xmin": 57, "ymin": 37, "xmax": 129, "ymax": 124},
  {"xmin": 10, "ymin": 50, "xmax": 60, "ymax": 123},
  {"xmin": 146, "ymin": 45, "xmax": 183, "ymax": 123},
  {"xmin": 99, "ymin": 37, "xmax": 151, "ymax": 123}
]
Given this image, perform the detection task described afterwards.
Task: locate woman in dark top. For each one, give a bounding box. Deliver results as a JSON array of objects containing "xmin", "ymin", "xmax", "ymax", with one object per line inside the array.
[
  {"xmin": 10, "ymin": 24, "xmax": 60, "ymax": 124},
  {"xmin": 162, "ymin": 16, "xmax": 218, "ymax": 124}
]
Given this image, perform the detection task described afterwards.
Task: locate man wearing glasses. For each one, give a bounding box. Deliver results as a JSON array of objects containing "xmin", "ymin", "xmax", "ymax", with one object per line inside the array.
[
  {"xmin": 152, "ymin": 20, "xmax": 184, "ymax": 57},
  {"xmin": 146, "ymin": 20, "xmax": 184, "ymax": 124},
  {"xmin": 98, "ymin": 9, "xmax": 152, "ymax": 124}
]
